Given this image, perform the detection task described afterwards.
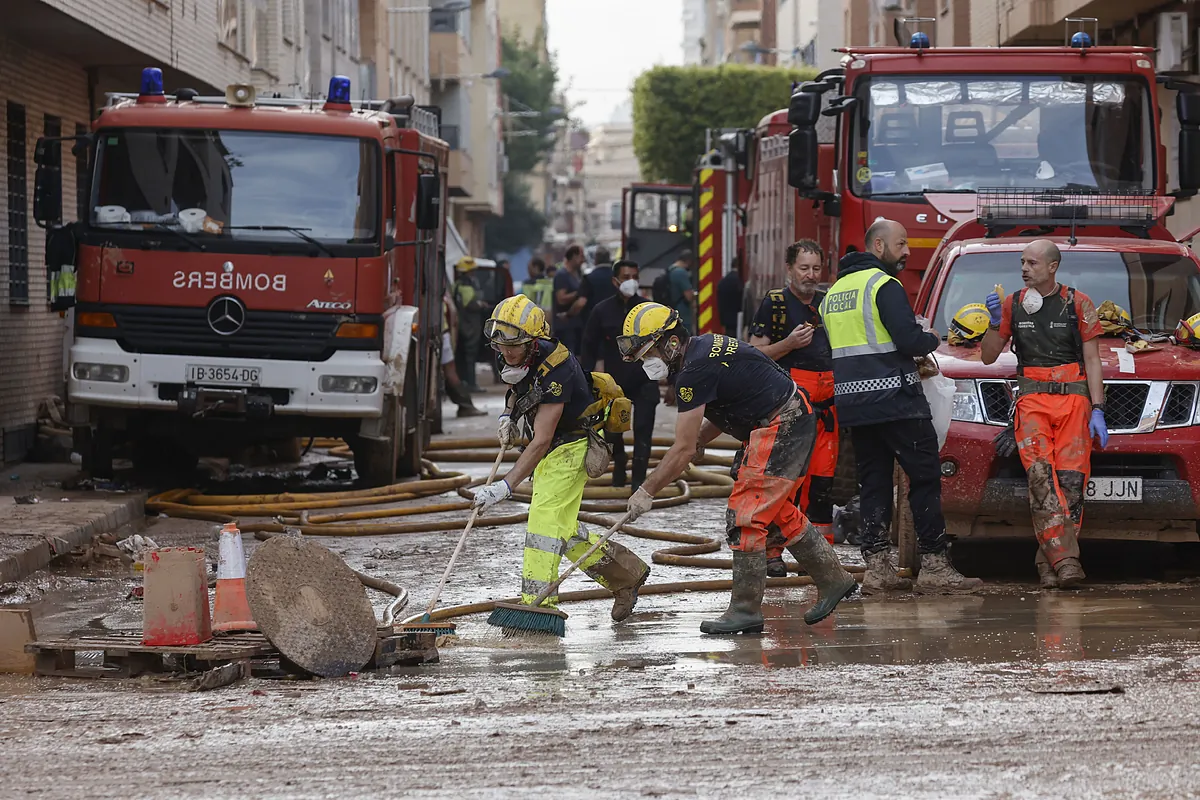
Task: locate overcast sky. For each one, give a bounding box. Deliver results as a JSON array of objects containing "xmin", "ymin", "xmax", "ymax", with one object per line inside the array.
[{"xmin": 545, "ymin": 0, "xmax": 683, "ymax": 127}]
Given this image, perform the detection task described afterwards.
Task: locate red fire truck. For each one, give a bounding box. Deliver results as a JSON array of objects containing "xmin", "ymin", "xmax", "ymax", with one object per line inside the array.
[
  {"xmin": 774, "ymin": 30, "xmax": 1178, "ymax": 306},
  {"xmin": 32, "ymin": 69, "xmax": 449, "ymax": 486}
]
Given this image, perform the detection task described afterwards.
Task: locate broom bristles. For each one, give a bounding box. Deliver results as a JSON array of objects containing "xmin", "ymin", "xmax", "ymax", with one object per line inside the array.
[{"xmin": 487, "ymin": 603, "xmax": 567, "ymax": 637}]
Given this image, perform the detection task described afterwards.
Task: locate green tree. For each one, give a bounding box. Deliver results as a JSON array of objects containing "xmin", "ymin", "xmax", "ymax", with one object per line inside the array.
[
  {"xmin": 500, "ymin": 29, "xmax": 561, "ymax": 174},
  {"xmin": 632, "ymin": 64, "xmax": 816, "ymax": 185},
  {"xmin": 485, "ymin": 173, "xmax": 547, "ymax": 256}
]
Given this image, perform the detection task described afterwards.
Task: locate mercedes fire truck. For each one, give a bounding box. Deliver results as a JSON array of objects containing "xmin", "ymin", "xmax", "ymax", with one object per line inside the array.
[{"xmin": 32, "ymin": 69, "xmax": 449, "ymax": 486}]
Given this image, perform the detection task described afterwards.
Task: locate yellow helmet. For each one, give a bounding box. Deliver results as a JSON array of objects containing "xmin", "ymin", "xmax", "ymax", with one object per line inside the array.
[
  {"xmin": 485, "ymin": 294, "xmax": 549, "ymax": 345},
  {"xmin": 455, "ymin": 256, "xmax": 477, "ymax": 273},
  {"xmin": 618, "ymin": 302, "xmax": 680, "ymax": 361},
  {"xmin": 1096, "ymin": 300, "xmax": 1131, "ymax": 334},
  {"xmin": 1176, "ymin": 312, "xmax": 1200, "ymax": 348},
  {"xmin": 948, "ymin": 303, "xmax": 990, "ymax": 346}
]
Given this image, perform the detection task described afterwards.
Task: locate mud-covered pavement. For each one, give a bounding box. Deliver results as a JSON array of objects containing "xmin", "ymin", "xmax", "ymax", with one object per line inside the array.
[{"xmin": 4, "ymin": 386, "xmax": 1200, "ymax": 798}]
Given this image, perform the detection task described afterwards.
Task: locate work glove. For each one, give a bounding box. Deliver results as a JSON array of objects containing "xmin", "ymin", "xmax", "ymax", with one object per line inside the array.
[
  {"xmin": 472, "ymin": 479, "xmax": 511, "ymax": 512},
  {"xmin": 626, "ymin": 486, "xmax": 654, "ymax": 522},
  {"xmin": 1089, "ymin": 408, "xmax": 1109, "ymax": 449},
  {"xmin": 985, "ymin": 292, "xmax": 1003, "ymax": 328},
  {"xmin": 497, "ymin": 414, "xmax": 517, "ymax": 448},
  {"xmin": 993, "ymin": 423, "xmax": 1017, "ymax": 458},
  {"xmin": 816, "ymin": 404, "xmax": 836, "ymax": 433}
]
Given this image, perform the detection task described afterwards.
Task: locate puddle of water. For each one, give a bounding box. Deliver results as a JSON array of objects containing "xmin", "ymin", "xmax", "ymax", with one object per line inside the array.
[{"xmin": 434, "ymin": 587, "xmax": 1200, "ymax": 675}]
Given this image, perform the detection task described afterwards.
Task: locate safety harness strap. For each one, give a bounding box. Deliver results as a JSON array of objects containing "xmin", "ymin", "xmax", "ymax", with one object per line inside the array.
[{"xmin": 1016, "ymin": 377, "xmax": 1090, "ymax": 398}]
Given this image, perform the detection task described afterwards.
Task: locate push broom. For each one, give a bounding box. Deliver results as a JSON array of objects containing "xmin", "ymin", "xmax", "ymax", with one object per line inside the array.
[
  {"xmin": 397, "ymin": 447, "xmax": 507, "ymax": 635},
  {"xmin": 487, "ymin": 510, "xmax": 635, "ymax": 637}
]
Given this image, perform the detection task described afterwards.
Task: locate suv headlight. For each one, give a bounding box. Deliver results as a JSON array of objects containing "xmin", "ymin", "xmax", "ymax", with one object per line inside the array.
[{"xmin": 950, "ymin": 379, "xmax": 984, "ymax": 423}]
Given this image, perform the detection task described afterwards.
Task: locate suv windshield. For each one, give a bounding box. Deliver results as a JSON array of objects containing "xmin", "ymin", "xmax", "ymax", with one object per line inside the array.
[
  {"xmin": 92, "ymin": 129, "xmax": 380, "ymax": 243},
  {"xmin": 934, "ymin": 250, "xmax": 1200, "ymax": 336},
  {"xmin": 852, "ymin": 75, "xmax": 1153, "ymax": 197}
]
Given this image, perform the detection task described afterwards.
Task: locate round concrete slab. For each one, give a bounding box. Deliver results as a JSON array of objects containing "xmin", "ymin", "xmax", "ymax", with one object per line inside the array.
[{"xmin": 245, "ymin": 536, "xmax": 377, "ymax": 678}]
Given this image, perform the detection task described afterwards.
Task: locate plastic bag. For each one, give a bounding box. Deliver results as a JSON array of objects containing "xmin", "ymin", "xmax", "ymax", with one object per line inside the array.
[{"xmin": 923, "ymin": 373, "xmax": 956, "ymax": 452}]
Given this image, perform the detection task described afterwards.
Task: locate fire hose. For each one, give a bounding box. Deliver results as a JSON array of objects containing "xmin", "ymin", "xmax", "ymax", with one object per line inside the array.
[{"xmin": 146, "ymin": 436, "xmax": 875, "ymax": 626}]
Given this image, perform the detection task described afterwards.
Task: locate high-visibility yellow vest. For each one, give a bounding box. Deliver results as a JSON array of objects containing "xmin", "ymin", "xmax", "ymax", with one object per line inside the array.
[{"xmin": 820, "ymin": 267, "xmax": 921, "ymax": 422}]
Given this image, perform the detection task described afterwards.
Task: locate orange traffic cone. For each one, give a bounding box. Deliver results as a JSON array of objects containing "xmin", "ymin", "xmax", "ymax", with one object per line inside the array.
[{"xmin": 212, "ymin": 522, "xmax": 257, "ymax": 632}]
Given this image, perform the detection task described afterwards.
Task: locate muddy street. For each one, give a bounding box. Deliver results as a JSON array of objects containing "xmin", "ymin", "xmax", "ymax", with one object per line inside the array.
[{"xmin": 1, "ymin": 389, "xmax": 1199, "ymax": 799}]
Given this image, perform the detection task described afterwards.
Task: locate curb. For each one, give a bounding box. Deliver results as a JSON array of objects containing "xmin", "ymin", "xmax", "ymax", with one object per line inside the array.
[{"xmin": 0, "ymin": 494, "xmax": 146, "ymax": 585}]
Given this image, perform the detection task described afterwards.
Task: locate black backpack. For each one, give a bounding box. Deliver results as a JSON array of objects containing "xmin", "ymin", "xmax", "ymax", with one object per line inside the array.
[{"xmin": 651, "ymin": 269, "xmax": 673, "ymax": 306}]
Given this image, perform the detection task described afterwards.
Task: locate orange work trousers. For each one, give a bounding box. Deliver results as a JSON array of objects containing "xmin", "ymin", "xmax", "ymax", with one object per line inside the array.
[
  {"xmin": 768, "ymin": 369, "xmax": 837, "ymax": 555},
  {"xmin": 727, "ymin": 393, "xmax": 816, "ymax": 553},
  {"xmin": 1014, "ymin": 365, "xmax": 1091, "ymax": 567}
]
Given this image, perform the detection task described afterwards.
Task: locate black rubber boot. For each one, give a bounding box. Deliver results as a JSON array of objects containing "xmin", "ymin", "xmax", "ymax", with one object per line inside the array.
[
  {"xmin": 788, "ymin": 525, "xmax": 858, "ymax": 625},
  {"xmin": 766, "ymin": 556, "xmax": 788, "ymax": 578},
  {"xmin": 700, "ymin": 550, "xmax": 766, "ymax": 635},
  {"xmin": 611, "ymin": 463, "xmax": 627, "ymax": 489}
]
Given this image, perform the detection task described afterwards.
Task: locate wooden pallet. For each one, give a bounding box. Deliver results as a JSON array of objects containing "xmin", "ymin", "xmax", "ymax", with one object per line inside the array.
[{"xmin": 25, "ymin": 631, "xmax": 277, "ymax": 681}]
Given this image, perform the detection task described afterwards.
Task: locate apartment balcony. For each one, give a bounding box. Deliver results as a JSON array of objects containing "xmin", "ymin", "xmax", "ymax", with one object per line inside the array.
[
  {"xmin": 446, "ymin": 131, "xmax": 476, "ymax": 200},
  {"xmin": 994, "ymin": 0, "xmax": 1167, "ymax": 45},
  {"xmin": 430, "ymin": 26, "xmax": 469, "ymax": 81}
]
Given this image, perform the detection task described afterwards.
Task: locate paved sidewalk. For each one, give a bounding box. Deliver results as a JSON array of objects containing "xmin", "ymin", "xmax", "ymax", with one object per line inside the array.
[{"xmin": 0, "ymin": 464, "xmax": 145, "ymax": 584}]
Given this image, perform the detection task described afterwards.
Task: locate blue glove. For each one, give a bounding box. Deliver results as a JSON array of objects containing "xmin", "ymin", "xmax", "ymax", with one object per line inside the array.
[
  {"xmin": 985, "ymin": 292, "xmax": 1003, "ymax": 327},
  {"xmin": 1089, "ymin": 408, "xmax": 1108, "ymax": 449}
]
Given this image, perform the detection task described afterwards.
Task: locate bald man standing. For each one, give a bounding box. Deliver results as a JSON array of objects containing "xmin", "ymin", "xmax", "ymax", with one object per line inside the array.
[
  {"xmin": 982, "ymin": 240, "xmax": 1106, "ymax": 589},
  {"xmin": 823, "ymin": 220, "xmax": 982, "ymax": 594}
]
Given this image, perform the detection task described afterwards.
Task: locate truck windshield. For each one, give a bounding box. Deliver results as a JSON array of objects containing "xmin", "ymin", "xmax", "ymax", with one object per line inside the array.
[
  {"xmin": 934, "ymin": 250, "xmax": 1200, "ymax": 336},
  {"xmin": 852, "ymin": 75, "xmax": 1153, "ymax": 197},
  {"xmin": 91, "ymin": 129, "xmax": 380, "ymax": 243}
]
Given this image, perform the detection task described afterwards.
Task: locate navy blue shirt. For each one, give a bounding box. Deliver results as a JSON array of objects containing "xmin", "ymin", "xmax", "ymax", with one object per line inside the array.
[
  {"xmin": 749, "ymin": 288, "xmax": 832, "ymax": 373},
  {"xmin": 501, "ymin": 338, "xmax": 592, "ymax": 437},
  {"xmin": 673, "ymin": 334, "xmax": 796, "ymax": 441}
]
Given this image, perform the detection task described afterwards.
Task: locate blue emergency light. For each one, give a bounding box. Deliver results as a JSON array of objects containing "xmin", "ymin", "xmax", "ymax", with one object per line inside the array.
[
  {"xmin": 1070, "ymin": 31, "xmax": 1092, "ymax": 48},
  {"xmin": 140, "ymin": 67, "xmax": 164, "ymax": 96},
  {"xmin": 328, "ymin": 75, "xmax": 352, "ymax": 105},
  {"xmin": 910, "ymin": 32, "xmax": 930, "ymax": 49}
]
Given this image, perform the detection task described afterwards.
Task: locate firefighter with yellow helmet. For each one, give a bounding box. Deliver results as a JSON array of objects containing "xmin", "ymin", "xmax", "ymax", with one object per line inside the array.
[
  {"xmin": 619, "ymin": 302, "xmax": 856, "ymax": 634},
  {"xmin": 472, "ymin": 294, "xmax": 650, "ymax": 622}
]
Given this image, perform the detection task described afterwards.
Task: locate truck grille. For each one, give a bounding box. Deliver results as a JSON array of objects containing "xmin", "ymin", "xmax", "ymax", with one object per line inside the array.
[
  {"xmin": 977, "ymin": 379, "xmax": 1187, "ymax": 434},
  {"xmin": 78, "ymin": 305, "xmax": 377, "ymax": 361}
]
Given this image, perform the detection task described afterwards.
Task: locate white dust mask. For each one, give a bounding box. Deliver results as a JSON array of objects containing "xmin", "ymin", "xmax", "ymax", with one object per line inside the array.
[
  {"xmin": 1021, "ymin": 289, "xmax": 1044, "ymax": 315},
  {"xmin": 619, "ymin": 279, "xmax": 639, "ymax": 298},
  {"xmin": 500, "ymin": 365, "xmax": 529, "ymax": 384},
  {"xmin": 642, "ymin": 357, "xmax": 669, "ymax": 381}
]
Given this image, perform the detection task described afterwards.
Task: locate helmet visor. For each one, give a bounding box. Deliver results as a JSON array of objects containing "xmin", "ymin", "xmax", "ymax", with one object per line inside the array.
[{"xmin": 484, "ymin": 318, "xmax": 532, "ymax": 346}]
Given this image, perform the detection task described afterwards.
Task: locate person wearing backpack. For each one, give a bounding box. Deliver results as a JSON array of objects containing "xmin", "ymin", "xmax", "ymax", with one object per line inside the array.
[
  {"xmin": 982, "ymin": 239, "xmax": 1107, "ymax": 589},
  {"xmin": 472, "ymin": 294, "xmax": 650, "ymax": 622}
]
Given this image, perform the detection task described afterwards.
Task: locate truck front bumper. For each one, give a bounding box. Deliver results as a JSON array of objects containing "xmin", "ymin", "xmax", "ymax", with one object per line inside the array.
[{"xmin": 68, "ymin": 338, "xmax": 385, "ymax": 418}]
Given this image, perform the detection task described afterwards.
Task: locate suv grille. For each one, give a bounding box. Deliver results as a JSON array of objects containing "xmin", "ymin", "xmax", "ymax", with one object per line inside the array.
[
  {"xmin": 1104, "ymin": 383, "xmax": 1149, "ymax": 430},
  {"xmin": 979, "ymin": 381, "xmax": 1013, "ymax": 424},
  {"xmin": 78, "ymin": 305, "xmax": 377, "ymax": 362},
  {"xmin": 1161, "ymin": 383, "xmax": 1197, "ymax": 427}
]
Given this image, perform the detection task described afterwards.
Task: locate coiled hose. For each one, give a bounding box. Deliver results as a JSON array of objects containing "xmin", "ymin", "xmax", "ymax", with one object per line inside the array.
[{"xmin": 146, "ymin": 436, "xmax": 870, "ymax": 626}]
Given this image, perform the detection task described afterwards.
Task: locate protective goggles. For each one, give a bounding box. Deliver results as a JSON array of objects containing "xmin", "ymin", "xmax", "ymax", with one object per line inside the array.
[
  {"xmin": 483, "ymin": 318, "xmax": 533, "ymax": 346},
  {"xmin": 617, "ymin": 331, "xmax": 660, "ymax": 362}
]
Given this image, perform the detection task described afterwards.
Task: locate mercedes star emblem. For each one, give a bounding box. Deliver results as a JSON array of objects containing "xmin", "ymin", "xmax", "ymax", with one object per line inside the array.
[{"xmin": 207, "ymin": 296, "xmax": 246, "ymax": 336}]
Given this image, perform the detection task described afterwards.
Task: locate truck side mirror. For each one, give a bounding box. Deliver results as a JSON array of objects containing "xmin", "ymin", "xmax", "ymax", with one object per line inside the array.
[
  {"xmin": 1180, "ymin": 128, "xmax": 1200, "ymax": 193},
  {"xmin": 416, "ymin": 172, "xmax": 441, "ymax": 230},
  {"xmin": 788, "ymin": 90, "xmax": 821, "ymax": 128},
  {"xmin": 787, "ymin": 128, "xmax": 818, "ymax": 193},
  {"xmin": 32, "ymin": 137, "xmax": 62, "ymax": 228}
]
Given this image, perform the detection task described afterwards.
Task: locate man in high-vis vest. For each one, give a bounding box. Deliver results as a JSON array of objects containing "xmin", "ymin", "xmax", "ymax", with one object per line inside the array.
[{"xmin": 822, "ymin": 220, "xmax": 982, "ymax": 594}]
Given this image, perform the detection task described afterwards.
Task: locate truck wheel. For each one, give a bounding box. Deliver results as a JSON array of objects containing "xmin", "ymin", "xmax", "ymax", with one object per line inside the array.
[
  {"xmin": 353, "ymin": 396, "xmax": 399, "ymax": 488},
  {"xmin": 830, "ymin": 429, "xmax": 857, "ymax": 506}
]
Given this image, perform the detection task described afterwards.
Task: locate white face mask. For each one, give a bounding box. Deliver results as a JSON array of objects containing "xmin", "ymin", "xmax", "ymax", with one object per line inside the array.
[
  {"xmin": 618, "ymin": 279, "xmax": 639, "ymax": 298},
  {"xmin": 642, "ymin": 357, "xmax": 669, "ymax": 381},
  {"xmin": 500, "ymin": 365, "xmax": 529, "ymax": 384},
  {"xmin": 1021, "ymin": 289, "xmax": 1045, "ymax": 315}
]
